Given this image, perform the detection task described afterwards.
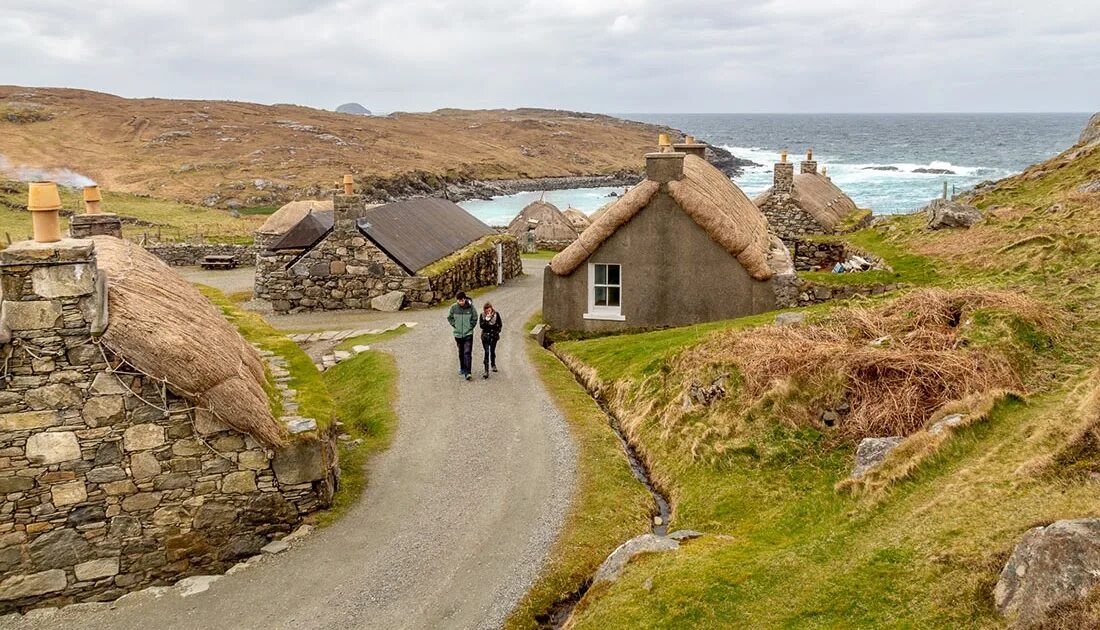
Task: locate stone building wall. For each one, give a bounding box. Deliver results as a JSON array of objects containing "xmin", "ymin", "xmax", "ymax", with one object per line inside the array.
[
  {"xmin": 144, "ymin": 244, "xmax": 256, "ymax": 267},
  {"xmin": 759, "ymin": 197, "xmax": 827, "ymax": 244},
  {"xmin": 773, "ymin": 274, "xmax": 902, "ymax": 309},
  {"xmin": 0, "ymin": 238, "xmax": 335, "ymax": 613},
  {"xmin": 254, "ymin": 192, "xmax": 523, "ymax": 313}
]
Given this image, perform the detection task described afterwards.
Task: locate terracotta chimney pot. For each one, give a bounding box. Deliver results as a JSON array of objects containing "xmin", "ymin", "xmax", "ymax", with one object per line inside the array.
[
  {"xmin": 83, "ymin": 185, "xmax": 102, "ymax": 215},
  {"xmin": 27, "ymin": 181, "xmax": 62, "ymax": 243},
  {"xmin": 343, "ymin": 174, "xmax": 354, "ymax": 195}
]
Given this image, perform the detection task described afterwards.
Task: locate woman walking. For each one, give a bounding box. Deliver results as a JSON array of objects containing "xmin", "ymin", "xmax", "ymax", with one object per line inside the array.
[{"xmin": 478, "ymin": 302, "xmax": 503, "ymax": 379}]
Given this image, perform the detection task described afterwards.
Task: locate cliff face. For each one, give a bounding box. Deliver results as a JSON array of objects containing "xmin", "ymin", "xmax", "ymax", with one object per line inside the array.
[
  {"xmin": 1080, "ymin": 112, "xmax": 1100, "ymax": 148},
  {"xmin": 0, "ymin": 87, "xmax": 676, "ymax": 208}
]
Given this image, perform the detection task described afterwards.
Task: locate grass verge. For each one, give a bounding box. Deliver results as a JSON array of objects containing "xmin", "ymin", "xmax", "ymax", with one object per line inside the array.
[
  {"xmin": 314, "ymin": 350, "xmax": 399, "ymax": 527},
  {"xmin": 504, "ymin": 313, "xmax": 653, "ymax": 630}
]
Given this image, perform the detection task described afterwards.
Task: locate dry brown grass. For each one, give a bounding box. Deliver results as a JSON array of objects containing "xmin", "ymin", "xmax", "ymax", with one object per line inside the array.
[{"xmin": 653, "ymin": 289, "xmax": 1056, "ymax": 460}]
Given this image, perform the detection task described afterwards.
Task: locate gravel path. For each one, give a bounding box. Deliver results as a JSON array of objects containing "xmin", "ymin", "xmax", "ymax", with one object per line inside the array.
[{"xmin": 24, "ymin": 262, "xmax": 576, "ymax": 630}]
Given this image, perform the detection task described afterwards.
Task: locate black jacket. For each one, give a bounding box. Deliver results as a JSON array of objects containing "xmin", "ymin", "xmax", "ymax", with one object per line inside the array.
[{"xmin": 478, "ymin": 311, "xmax": 503, "ymax": 341}]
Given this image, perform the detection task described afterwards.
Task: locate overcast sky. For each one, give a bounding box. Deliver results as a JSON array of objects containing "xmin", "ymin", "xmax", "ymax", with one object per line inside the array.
[{"xmin": 3, "ymin": 0, "xmax": 1098, "ymax": 113}]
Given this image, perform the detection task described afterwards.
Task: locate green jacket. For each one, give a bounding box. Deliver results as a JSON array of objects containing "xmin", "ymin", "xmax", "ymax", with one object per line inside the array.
[{"xmin": 447, "ymin": 301, "xmax": 477, "ymax": 338}]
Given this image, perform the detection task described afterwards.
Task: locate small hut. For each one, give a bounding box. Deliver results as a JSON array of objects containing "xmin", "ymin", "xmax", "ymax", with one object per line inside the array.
[
  {"xmin": 543, "ymin": 147, "xmax": 793, "ymax": 332},
  {"xmin": 562, "ymin": 207, "xmax": 592, "ymax": 233},
  {"xmin": 505, "ymin": 199, "xmax": 578, "ymax": 252},
  {"xmin": 753, "ymin": 149, "xmax": 868, "ymax": 245},
  {"xmin": 254, "ymin": 199, "xmax": 334, "ymax": 249}
]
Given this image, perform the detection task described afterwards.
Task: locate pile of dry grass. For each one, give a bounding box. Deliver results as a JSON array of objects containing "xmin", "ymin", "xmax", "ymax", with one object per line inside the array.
[
  {"xmin": 93, "ymin": 236, "xmax": 285, "ymax": 446},
  {"xmin": 669, "ymin": 289, "xmax": 1054, "ymax": 449}
]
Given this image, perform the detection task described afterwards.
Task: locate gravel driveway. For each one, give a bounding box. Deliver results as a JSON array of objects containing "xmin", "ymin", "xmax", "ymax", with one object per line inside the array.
[{"xmin": 22, "ymin": 261, "xmax": 575, "ymax": 630}]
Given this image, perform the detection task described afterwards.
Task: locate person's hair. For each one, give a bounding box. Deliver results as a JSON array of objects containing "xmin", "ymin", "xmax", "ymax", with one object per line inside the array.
[
  {"xmin": 483, "ymin": 302, "xmax": 493, "ymax": 311},
  {"xmin": 455, "ymin": 291, "xmax": 467, "ymax": 300}
]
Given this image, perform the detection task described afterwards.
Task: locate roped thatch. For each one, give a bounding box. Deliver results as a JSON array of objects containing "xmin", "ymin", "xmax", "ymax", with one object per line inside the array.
[
  {"xmin": 258, "ymin": 199, "xmax": 334, "ymax": 236},
  {"xmin": 791, "ymin": 173, "xmax": 859, "ymax": 230},
  {"xmin": 506, "ymin": 200, "xmax": 578, "ymax": 243},
  {"xmin": 563, "ymin": 207, "xmax": 592, "ymax": 232},
  {"xmin": 549, "ymin": 155, "xmax": 775, "ymax": 281},
  {"xmin": 92, "ymin": 237, "xmax": 286, "ymax": 447}
]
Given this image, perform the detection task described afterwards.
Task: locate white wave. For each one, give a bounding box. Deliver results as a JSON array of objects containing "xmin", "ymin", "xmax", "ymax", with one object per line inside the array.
[{"xmin": 0, "ymin": 154, "xmax": 96, "ymax": 188}]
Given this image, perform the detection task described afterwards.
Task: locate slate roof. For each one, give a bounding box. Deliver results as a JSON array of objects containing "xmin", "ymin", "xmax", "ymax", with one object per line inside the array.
[
  {"xmin": 357, "ymin": 198, "xmax": 494, "ymax": 274},
  {"xmin": 270, "ymin": 210, "xmax": 334, "ymax": 250}
]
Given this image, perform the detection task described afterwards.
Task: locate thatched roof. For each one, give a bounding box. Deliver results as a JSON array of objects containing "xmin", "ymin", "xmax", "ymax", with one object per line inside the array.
[
  {"xmin": 753, "ymin": 174, "xmax": 859, "ymax": 231},
  {"xmin": 93, "ymin": 237, "xmax": 285, "ymax": 446},
  {"xmin": 562, "ymin": 207, "xmax": 592, "ymax": 232},
  {"xmin": 590, "ymin": 200, "xmax": 615, "ymax": 222},
  {"xmin": 550, "ymin": 155, "xmax": 775, "ymax": 280},
  {"xmin": 505, "ymin": 200, "xmax": 578, "ymax": 242},
  {"xmin": 258, "ymin": 199, "xmax": 334, "ymax": 236}
]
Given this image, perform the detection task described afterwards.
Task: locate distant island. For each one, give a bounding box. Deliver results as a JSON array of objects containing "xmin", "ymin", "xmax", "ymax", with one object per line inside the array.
[{"xmin": 335, "ymin": 102, "xmax": 372, "ymax": 116}]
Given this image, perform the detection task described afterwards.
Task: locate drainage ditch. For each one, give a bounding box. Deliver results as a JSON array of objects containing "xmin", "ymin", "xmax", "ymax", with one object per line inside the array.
[{"xmin": 536, "ymin": 349, "xmax": 672, "ymax": 629}]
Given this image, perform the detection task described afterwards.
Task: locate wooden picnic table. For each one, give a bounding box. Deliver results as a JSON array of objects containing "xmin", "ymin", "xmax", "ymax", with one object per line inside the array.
[{"xmin": 200, "ymin": 255, "xmax": 238, "ymax": 270}]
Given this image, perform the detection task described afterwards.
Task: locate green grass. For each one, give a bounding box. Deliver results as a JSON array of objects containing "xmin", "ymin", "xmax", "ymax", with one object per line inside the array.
[
  {"xmin": 197, "ymin": 285, "xmax": 334, "ymax": 431},
  {"xmin": 0, "ymin": 178, "xmax": 263, "ymax": 245},
  {"xmin": 505, "ymin": 314, "xmax": 654, "ymax": 630},
  {"xmin": 970, "ymin": 143, "xmax": 1100, "ymax": 211},
  {"xmin": 799, "ymin": 224, "xmax": 943, "ymax": 288},
  {"xmin": 521, "ymin": 249, "xmax": 559, "ymax": 260},
  {"xmin": 315, "ymin": 350, "xmax": 399, "ymax": 527},
  {"xmin": 334, "ymin": 324, "xmax": 411, "ymax": 351},
  {"xmin": 418, "ymin": 233, "xmax": 517, "ymax": 276}
]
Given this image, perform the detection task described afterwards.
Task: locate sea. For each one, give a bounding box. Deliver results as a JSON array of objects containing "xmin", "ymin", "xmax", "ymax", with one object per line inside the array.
[{"xmin": 459, "ymin": 113, "xmax": 1090, "ymax": 225}]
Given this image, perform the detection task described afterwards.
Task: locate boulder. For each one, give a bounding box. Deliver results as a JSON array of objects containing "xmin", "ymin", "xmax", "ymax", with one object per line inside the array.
[
  {"xmin": 851, "ymin": 436, "xmax": 905, "ymax": 479},
  {"xmin": 775, "ymin": 312, "xmax": 806, "ymax": 327},
  {"xmin": 925, "ymin": 198, "xmax": 983, "ymax": 230},
  {"xmin": 371, "ymin": 290, "xmax": 405, "ymax": 312},
  {"xmin": 592, "ymin": 533, "xmax": 679, "ymax": 585},
  {"xmin": 995, "ymin": 519, "xmax": 1100, "ymax": 627}
]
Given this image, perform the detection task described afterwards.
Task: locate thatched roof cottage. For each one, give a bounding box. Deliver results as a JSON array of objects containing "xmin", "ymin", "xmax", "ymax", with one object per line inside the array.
[
  {"xmin": 0, "ymin": 188, "xmax": 338, "ymax": 611},
  {"xmin": 562, "ymin": 207, "xmax": 592, "ymax": 233},
  {"xmin": 543, "ymin": 143, "xmax": 794, "ymax": 332},
  {"xmin": 753, "ymin": 149, "xmax": 869, "ymax": 244},
  {"xmin": 254, "ymin": 178, "xmax": 522, "ymax": 313},
  {"xmin": 505, "ymin": 199, "xmax": 578, "ymax": 252}
]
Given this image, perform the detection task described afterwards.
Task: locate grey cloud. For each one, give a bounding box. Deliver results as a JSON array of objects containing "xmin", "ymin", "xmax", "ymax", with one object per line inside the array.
[{"xmin": 0, "ymin": 0, "xmax": 1097, "ymax": 112}]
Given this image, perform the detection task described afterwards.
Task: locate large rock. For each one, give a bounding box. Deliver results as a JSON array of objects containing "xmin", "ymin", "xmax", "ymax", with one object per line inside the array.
[
  {"xmin": 371, "ymin": 290, "xmax": 405, "ymax": 312},
  {"xmin": 0, "ymin": 570, "xmax": 67, "ymax": 601},
  {"xmin": 1080, "ymin": 112, "xmax": 1100, "ymax": 148},
  {"xmin": 26, "ymin": 431, "xmax": 81, "ymax": 464},
  {"xmin": 0, "ymin": 300, "xmax": 62, "ymax": 330},
  {"xmin": 272, "ymin": 440, "xmax": 326, "ymax": 485},
  {"xmin": 851, "ymin": 436, "xmax": 905, "ymax": 479},
  {"xmin": 995, "ymin": 519, "xmax": 1100, "ymax": 626},
  {"xmin": 0, "ymin": 410, "xmax": 59, "ymax": 432},
  {"xmin": 925, "ymin": 198, "xmax": 983, "ymax": 230},
  {"xmin": 592, "ymin": 534, "xmax": 679, "ymax": 585}
]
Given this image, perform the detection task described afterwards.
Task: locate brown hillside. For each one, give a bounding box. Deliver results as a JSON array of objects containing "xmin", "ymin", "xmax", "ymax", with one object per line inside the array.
[{"xmin": 0, "ymin": 86, "xmax": 670, "ymax": 207}]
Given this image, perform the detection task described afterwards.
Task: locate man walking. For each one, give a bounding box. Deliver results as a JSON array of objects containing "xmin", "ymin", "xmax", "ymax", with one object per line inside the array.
[{"xmin": 447, "ymin": 291, "xmax": 477, "ymax": 380}]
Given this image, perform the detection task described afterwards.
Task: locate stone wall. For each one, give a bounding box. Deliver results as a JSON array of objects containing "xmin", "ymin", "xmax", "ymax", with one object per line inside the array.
[
  {"xmin": 759, "ymin": 196, "xmax": 828, "ymax": 244},
  {"xmin": 774, "ymin": 274, "xmax": 903, "ymax": 309},
  {"xmin": 254, "ymin": 193, "xmax": 523, "ymax": 313},
  {"xmin": 0, "ymin": 239, "xmax": 335, "ymax": 613},
  {"xmin": 144, "ymin": 244, "xmax": 256, "ymax": 267}
]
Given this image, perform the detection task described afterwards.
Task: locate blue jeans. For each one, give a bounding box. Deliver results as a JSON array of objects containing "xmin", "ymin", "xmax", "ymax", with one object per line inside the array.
[{"xmin": 455, "ymin": 335, "xmax": 473, "ymax": 375}]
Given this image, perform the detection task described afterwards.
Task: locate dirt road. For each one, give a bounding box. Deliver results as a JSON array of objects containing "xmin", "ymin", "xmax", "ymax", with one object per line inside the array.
[{"xmin": 26, "ymin": 262, "xmax": 575, "ymax": 630}]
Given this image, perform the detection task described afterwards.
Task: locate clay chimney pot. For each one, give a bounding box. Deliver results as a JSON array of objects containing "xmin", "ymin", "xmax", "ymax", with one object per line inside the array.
[
  {"xmin": 27, "ymin": 181, "xmax": 62, "ymax": 243},
  {"xmin": 83, "ymin": 185, "xmax": 102, "ymax": 215},
  {"xmin": 343, "ymin": 174, "xmax": 354, "ymax": 195}
]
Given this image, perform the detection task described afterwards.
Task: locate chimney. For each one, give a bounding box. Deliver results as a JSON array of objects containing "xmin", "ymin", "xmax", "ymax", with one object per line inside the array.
[
  {"xmin": 343, "ymin": 174, "xmax": 354, "ymax": 196},
  {"xmin": 27, "ymin": 182, "xmax": 62, "ymax": 243},
  {"xmin": 334, "ymin": 173, "xmax": 366, "ymax": 233},
  {"xmin": 83, "ymin": 186, "xmax": 102, "ymax": 215},
  {"xmin": 821, "ymin": 165, "xmax": 829, "ymax": 180},
  {"xmin": 800, "ymin": 147, "xmax": 818, "ymax": 175},
  {"xmin": 773, "ymin": 150, "xmax": 794, "ymax": 195},
  {"xmin": 71, "ymin": 185, "xmax": 123, "ymax": 239},
  {"xmin": 672, "ymin": 134, "xmax": 708, "ymax": 159},
  {"xmin": 657, "ymin": 132, "xmax": 672, "ymax": 153},
  {"xmin": 646, "ymin": 151, "xmax": 685, "ymax": 184}
]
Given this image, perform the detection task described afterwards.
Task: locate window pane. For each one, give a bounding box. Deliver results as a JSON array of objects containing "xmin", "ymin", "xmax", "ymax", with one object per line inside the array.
[
  {"xmin": 607, "ymin": 287, "xmax": 620, "ymax": 307},
  {"xmin": 595, "ymin": 286, "xmax": 608, "ymax": 306},
  {"xmin": 607, "ymin": 264, "xmax": 620, "ymax": 285},
  {"xmin": 594, "ymin": 264, "xmax": 607, "ymax": 285}
]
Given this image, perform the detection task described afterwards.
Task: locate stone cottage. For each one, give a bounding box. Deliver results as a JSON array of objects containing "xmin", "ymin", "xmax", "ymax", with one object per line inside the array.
[
  {"xmin": 753, "ymin": 149, "xmax": 871, "ymax": 257},
  {"xmin": 543, "ymin": 146, "xmax": 795, "ymax": 332},
  {"xmin": 505, "ymin": 199, "xmax": 579, "ymax": 253},
  {"xmin": 0, "ymin": 185, "xmax": 337, "ymax": 612},
  {"xmin": 254, "ymin": 178, "xmax": 522, "ymax": 313}
]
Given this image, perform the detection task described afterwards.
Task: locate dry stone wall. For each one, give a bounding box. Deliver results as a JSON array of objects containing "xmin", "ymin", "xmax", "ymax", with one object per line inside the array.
[
  {"xmin": 0, "ymin": 238, "xmax": 335, "ymax": 613},
  {"xmin": 144, "ymin": 244, "xmax": 256, "ymax": 267}
]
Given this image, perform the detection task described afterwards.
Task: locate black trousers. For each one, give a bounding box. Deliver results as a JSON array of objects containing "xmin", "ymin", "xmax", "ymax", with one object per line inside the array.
[
  {"xmin": 482, "ymin": 336, "xmax": 498, "ymax": 370},
  {"xmin": 455, "ymin": 335, "xmax": 473, "ymax": 375}
]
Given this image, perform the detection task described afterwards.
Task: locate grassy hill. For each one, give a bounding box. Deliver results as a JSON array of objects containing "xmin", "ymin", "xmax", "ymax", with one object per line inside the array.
[
  {"xmin": 0, "ymin": 86, "xmax": 669, "ymax": 208},
  {"xmin": 537, "ymin": 125, "xmax": 1100, "ymax": 627}
]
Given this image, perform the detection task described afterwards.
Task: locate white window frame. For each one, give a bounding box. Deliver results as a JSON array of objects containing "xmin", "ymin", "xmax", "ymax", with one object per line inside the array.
[{"xmin": 584, "ymin": 262, "xmax": 625, "ymax": 321}]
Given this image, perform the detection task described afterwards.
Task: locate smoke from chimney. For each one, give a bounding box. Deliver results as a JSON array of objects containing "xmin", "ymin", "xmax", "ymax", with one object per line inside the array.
[{"xmin": 0, "ymin": 154, "xmax": 96, "ymax": 188}]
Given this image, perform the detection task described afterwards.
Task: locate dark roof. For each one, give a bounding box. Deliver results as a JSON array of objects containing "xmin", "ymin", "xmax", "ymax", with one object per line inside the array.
[
  {"xmin": 270, "ymin": 210, "xmax": 334, "ymax": 250},
  {"xmin": 357, "ymin": 198, "xmax": 494, "ymax": 274}
]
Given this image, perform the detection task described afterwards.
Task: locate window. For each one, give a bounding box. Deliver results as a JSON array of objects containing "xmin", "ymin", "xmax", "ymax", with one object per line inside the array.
[{"xmin": 584, "ymin": 263, "xmax": 625, "ymax": 321}]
